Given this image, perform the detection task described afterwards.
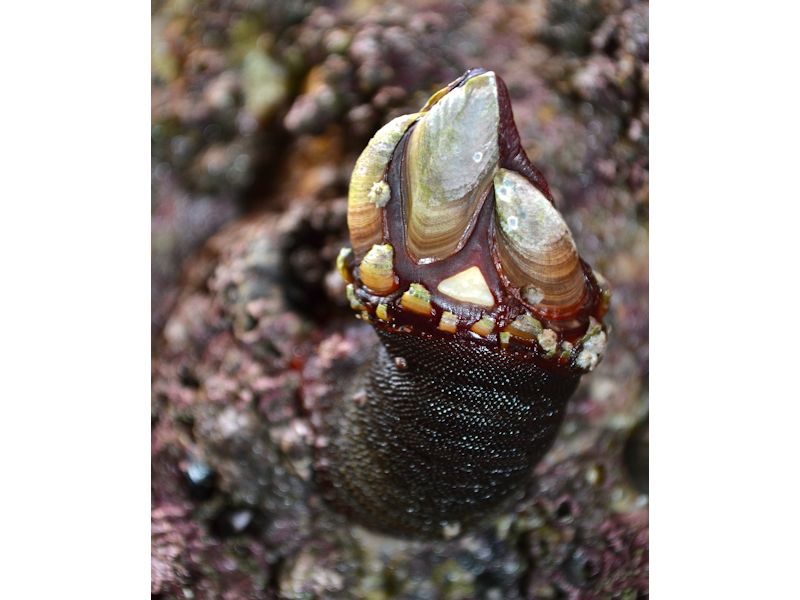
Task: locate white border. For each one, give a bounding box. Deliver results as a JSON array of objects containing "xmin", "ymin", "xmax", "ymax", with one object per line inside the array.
[
  {"xmin": 651, "ymin": 1, "xmax": 800, "ymax": 597},
  {"xmin": 3, "ymin": 3, "xmax": 149, "ymax": 597}
]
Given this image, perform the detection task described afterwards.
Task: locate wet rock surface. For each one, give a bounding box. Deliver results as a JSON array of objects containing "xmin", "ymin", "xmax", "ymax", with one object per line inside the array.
[{"xmin": 152, "ymin": 1, "xmax": 648, "ymax": 597}]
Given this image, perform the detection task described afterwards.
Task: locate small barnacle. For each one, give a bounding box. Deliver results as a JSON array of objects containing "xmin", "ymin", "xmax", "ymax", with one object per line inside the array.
[
  {"xmin": 345, "ymin": 283, "xmax": 364, "ymax": 311},
  {"xmin": 336, "ymin": 247, "xmax": 354, "ymax": 284},
  {"xmin": 367, "ymin": 180, "xmax": 390, "ymax": 207},
  {"xmin": 584, "ymin": 330, "xmax": 607, "ymax": 354},
  {"xmin": 574, "ymin": 316, "xmax": 607, "ymax": 370},
  {"xmin": 522, "ymin": 285, "xmax": 544, "ymax": 305},
  {"xmin": 470, "ymin": 316, "xmax": 496, "ymax": 337},
  {"xmin": 576, "ymin": 349, "xmax": 599, "ymax": 371},
  {"xmin": 376, "ymin": 303, "xmax": 390, "ymax": 322},
  {"xmin": 359, "ymin": 243, "xmax": 398, "ymax": 295},
  {"xmin": 438, "ymin": 310, "xmax": 459, "ymax": 333},
  {"xmin": 576, "ymin": 323, "xmax": 608, "ymax": 371},
  {"xmin": 400, "ymin": 283, "xmax": 433, "ymax": 316},
  {"xmin": 506, "ymin": 313, "xmax": 543, "ymax": 340},
  {"xmin": 537, "ymin": 329, "xmax": 558, "ymax": 356}
]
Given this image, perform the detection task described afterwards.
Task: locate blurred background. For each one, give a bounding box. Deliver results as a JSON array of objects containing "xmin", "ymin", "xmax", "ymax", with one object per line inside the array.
[{"xmin": 152, "ymin": 1, "xmax": 648, "ymax": 597}]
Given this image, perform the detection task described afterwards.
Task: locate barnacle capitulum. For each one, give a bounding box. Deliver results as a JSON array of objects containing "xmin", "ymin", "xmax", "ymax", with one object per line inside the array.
[
  {"xmin": 328, "ymin": 69, "xmax": 611, "ymax": 538},
  {"xmin": 358, "ymin": 243, "xmax": 399, "ymax": 295},
  {"xmin": 343, "ymin": 69, "xmax": 607, "ymax": 356}
]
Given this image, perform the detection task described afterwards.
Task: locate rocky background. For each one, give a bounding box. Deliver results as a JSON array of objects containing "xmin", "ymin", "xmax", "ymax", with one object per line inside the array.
[{"xmin": 152, "ymin": 0, "xmax": 648, "ymax": 598}]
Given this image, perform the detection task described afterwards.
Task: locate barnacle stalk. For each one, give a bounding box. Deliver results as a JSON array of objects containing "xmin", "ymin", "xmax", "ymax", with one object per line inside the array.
[{"xmin": 321, "ymin": 69, "xmax": 610, "ymax": 538}]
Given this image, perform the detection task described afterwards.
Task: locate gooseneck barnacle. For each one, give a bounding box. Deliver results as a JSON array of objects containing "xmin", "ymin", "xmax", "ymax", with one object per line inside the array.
[{"xmin": 320, "ymin": 69, "xmax": 611, "ymax": 538}]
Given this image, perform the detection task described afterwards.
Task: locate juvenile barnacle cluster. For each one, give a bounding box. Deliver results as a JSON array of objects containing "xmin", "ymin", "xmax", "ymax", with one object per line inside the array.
[
  {"xmin": 321, "ymin": 69, "xmax": 612, "ymax": 538},
  {"xmin": 341, "ymin": 68, "xmax": 610, "ymax": 374}
]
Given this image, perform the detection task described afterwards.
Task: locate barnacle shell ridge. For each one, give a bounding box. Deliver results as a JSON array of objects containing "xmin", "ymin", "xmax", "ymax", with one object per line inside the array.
[
  {"xmin": 404, "ymin": 72, "xmax": 500, "ymax": 263},
  {"xmin": 348, "ymin": 112, "xmax": 421, "ymax": 259},
  {"xmin": 493, "ymin": 168, "xmax": 585, "ymax": 309}
]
